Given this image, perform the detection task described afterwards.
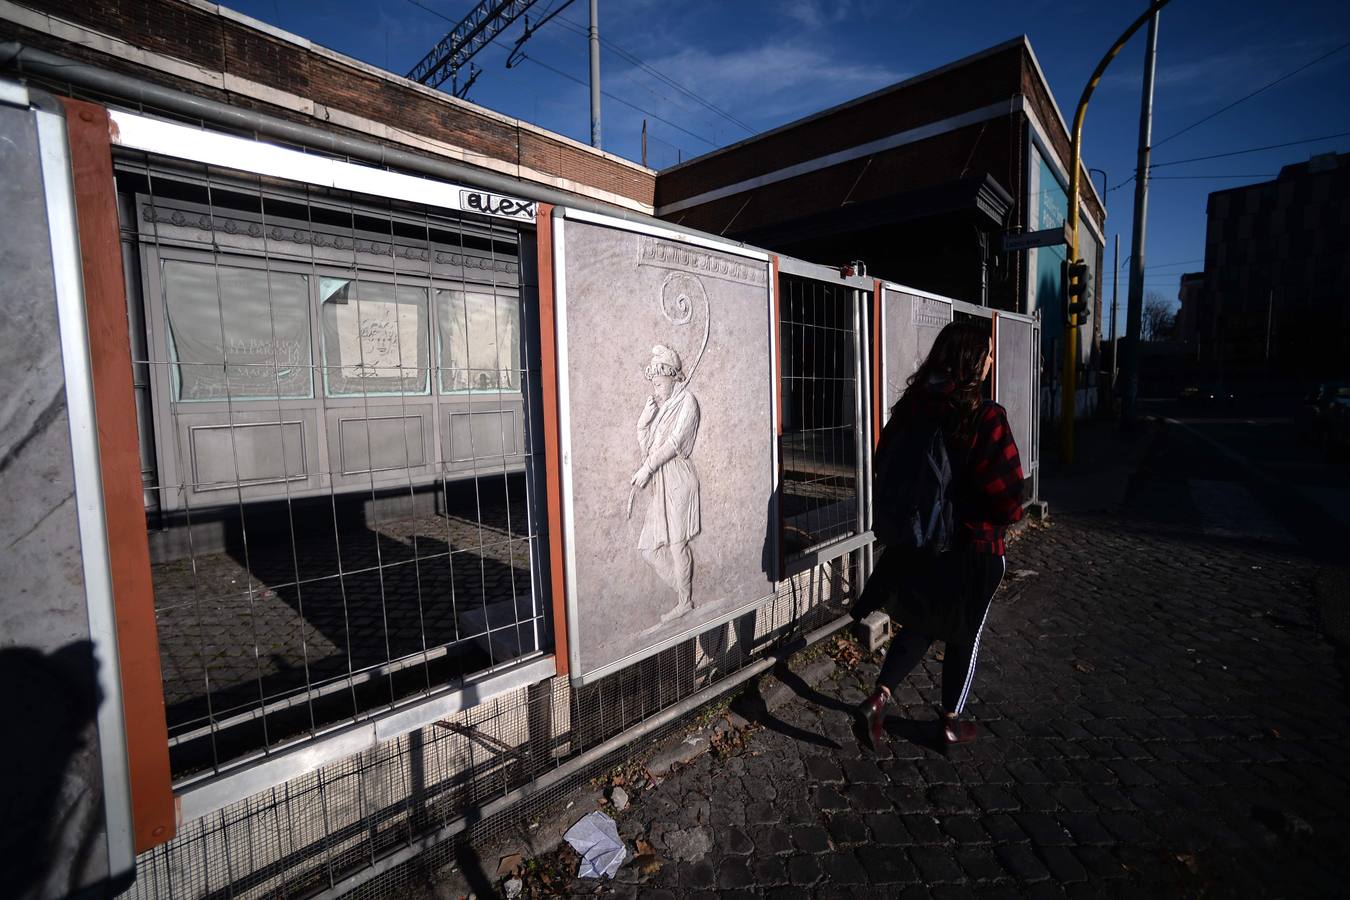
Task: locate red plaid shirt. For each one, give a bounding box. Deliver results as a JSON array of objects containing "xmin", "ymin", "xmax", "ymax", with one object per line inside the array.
[
  {"xmin": 890, "ymin": 380, "xmax": 1025, "ymax": 555},
  {"xmin": 959, "ymin": 401, "xmax": 1026, "ymax": 554}
]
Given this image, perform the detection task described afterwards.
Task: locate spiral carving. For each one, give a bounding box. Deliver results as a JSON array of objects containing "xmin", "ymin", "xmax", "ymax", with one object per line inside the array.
[{"xmin": 660, "ymin": 273, "xmax": 705, "ymax": 325}]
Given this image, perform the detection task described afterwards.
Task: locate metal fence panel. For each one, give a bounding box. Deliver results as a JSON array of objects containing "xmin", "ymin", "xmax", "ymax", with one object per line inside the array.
[
  {"xmin": 779, "ymin": 273, "xmax": 865, "ymax": 564},
  {"xmin": 996, "ymin": 314, "xmax": 1035, "ymax": 465},
  {"xmin": 879, "ymin": 287, "xmax": 953, "ymax": 412}
]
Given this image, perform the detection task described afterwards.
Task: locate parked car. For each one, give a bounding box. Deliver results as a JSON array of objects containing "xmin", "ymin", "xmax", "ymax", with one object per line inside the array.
[{"xmin": 1297, "ymin": 381, "xmax": 1349, "ymax": 443}]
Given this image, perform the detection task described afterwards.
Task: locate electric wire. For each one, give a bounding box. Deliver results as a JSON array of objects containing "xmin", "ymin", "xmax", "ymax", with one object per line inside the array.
[
  {"xmin": 399, "ymin": 0, "xmax": 715, "ymax": 152},
  {"xmin": 514, "ymin": 52, "xmax": 718, "ymax": 147},
  {"xmin": 1154, "ymin": 37, "xmax": 1350, "ymax": 148},
  {"xmin": 1152, "ymin": 130, "xmax": 1350, "ymax": 169},
  {"xmin": 548, "ymin": 14, "xmax": 755, "ymax": 134}
]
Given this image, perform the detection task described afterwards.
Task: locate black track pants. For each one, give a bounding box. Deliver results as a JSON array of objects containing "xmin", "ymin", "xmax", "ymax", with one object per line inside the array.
[{"xmin": 875, "ymin": 555, "xmax": 1005, "ymax": 715}]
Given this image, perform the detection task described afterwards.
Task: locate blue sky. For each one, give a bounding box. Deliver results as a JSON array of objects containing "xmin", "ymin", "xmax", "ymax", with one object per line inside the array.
[{"xmin": 233, "ymin": 0, "xmax": 1349, "ymax": 332}]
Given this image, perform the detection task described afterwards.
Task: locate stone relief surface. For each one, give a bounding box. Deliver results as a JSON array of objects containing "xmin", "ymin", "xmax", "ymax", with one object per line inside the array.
[
  {"xmin": 561, "ymin": 221, "xmax": 775, "ymax": 677},
  {"xmin": 883, "ymin": 288, "xmax": 952, "ymax": 410}
]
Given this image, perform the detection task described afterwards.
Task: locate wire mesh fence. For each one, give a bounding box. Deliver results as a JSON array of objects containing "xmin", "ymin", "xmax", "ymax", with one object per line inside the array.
[
  {"xmin": 128, "ymin": 558, "xmax": 851, "ymax": 900},
  {"xmin": 113, "ymin": 157, "xmax": 543, "ymax": 783},
  {"xmin": 778, "ymin": 274, "xmax": 862, "ymax": 561}
]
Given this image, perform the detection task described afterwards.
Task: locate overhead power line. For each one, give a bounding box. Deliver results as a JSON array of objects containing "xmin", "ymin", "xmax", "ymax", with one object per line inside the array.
[
  {"xmin": 399, "ymin": 0, "xmax": 712, "ymax": 154},
  {"xmin": 1109, "ymin": 171, "xmax": 1282, "ymax": 192},
  {"xmin": 1152, "ymin": 130, "xmax": 1350, "ymax": 168},
  {"xmin": 1142, "ymin": 258, "xmax": 1205, "ymax": 269},
  {"xmin": 549, "ymin": 15, "xmax": 755, "ymax": 134},
  {"xmin": 517, "ymin": 53, "xmax": 718, "ymax": 147},
  {"xmin": 1154, "ymin": 38, "xmax": 1350, "ymax": 148}
]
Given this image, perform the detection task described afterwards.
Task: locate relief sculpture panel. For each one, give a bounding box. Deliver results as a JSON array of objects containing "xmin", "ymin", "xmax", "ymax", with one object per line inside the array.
[{"xmin": 559, "ymin": 219, "xmax": 776, "ymax": 680}]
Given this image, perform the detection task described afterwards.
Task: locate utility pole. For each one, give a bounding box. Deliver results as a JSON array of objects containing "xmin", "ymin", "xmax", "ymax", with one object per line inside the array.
[
  {"xmin": 1059, "ymin": 0, "xmax": 1171, "ymax": 463},
  {"xmin": 588, "ymin": 0, "xmax": 601, "ymax": 149},
  {"xmin": 1111, "ymin": 233, "xmax": 1120, "ymax": 391},
  {"xmin": 1119, "ymin": 6, "xmax": 1161, "ymax": 429}
]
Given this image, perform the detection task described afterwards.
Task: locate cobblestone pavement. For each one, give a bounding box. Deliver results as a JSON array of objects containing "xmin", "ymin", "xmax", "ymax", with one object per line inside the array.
[{"xmin": 534, "ymin": 421, "xmax": 1350, "ymax": 898}]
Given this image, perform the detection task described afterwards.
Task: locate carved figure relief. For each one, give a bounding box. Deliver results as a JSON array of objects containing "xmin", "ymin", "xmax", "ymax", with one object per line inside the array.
[
  {"xmin": 628, "ymin": 273, "xmax": 709, "ymax": 625},
  {"xmin": 561, "ymin": 221, "xmax": 775, "ymax": 681},
  {"xmin": 335, "ymin": 301, "xmax": 422, "ymax": 379}
]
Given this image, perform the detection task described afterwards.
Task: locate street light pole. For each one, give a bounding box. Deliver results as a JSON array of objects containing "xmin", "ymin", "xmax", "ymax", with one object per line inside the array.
[
  {"xmin": 1060, "ymin": 0, "xmax": 1172, "ymax": 463},
  {"xmin": 1119, "ymin": 7, "xmax": 1161, "ymax": 429},
  {"xmin": 1088, "ymin": 167, "xmax": 1108, "ymax": 202}
]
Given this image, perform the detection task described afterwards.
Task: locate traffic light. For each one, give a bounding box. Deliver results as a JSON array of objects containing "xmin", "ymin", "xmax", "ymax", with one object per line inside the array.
[{"xmin": 1064, "ymin": 258, "xmax": 1090, "ymax": 326}]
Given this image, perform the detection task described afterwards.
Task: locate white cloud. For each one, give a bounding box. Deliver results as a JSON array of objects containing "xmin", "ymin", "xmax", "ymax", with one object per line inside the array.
[{"xmin": 616, "ymin": 41, "xmax": 906, "ymax": 129}]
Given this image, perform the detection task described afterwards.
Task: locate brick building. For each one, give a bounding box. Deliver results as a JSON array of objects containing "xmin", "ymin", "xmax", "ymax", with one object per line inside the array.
[
  {"xmin": 653, "ymin": 37, "xmax": 1108, "ymax": 384},
  {"xmin": 1182, "ymin": 151, "xmax": 1350, "ymax": 377},
  {"xmin": 0, "ymin": 0, "xmax": 655, "ymax": 211}
]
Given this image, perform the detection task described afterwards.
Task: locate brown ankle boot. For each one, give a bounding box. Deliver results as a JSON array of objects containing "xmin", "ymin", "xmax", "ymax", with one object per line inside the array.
[
  {"xmin": 860, "ymin": 690, "xmax": 888, "ymax": 753},
  {"xmin": 940, "ymin": 714, "xmax": 977, "ymax": 746}
]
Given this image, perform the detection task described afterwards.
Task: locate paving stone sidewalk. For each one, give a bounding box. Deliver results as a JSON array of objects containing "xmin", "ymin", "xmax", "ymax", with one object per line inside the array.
[{"xmin": 520, "ymin": 488, "xmax": 1350, "ymax": 896}]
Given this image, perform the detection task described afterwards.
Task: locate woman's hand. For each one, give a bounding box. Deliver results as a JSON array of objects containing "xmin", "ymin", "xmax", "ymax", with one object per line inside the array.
[{"xmin": 630, "ymin": 463, "xmax": 652, "ymax": 488}]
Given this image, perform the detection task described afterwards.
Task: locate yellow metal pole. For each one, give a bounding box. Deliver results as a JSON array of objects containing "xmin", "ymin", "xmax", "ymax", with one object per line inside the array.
[{"xmin": 1059, "ymin": 0, "xmax": 1172, "ymax": 463}]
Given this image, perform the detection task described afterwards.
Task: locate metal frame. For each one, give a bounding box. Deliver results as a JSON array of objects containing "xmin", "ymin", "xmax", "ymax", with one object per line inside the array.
[
  {"xmin": 775, "ymin": 267, "xmax": 873, "ymax": 572},
  {"xmin": 992, "ymin": 308, "xmax": 1038, "ymax": 494},
  {"xmin": 107, "ymin": 110, "xmax": 537, "ymax": 226},
  {"xmin": 34, "ymin": 91, "xmax": 137, "ymax": 879},
  {"xmin": 102, "ymin": 131, "xmax": 557, "ymax": 795},
  {"xmin": 552, "ymin": 206, "xmax": 781, "ymax": 685},
  {"xmin": 174, "ymin": 652, "xmax": 556, "ymax": 823}
]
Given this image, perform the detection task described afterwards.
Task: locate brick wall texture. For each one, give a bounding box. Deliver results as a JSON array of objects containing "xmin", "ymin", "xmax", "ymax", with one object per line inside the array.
[{"xmin": 3, "ymin": 0, "xmax": 656, "ymax": 207}]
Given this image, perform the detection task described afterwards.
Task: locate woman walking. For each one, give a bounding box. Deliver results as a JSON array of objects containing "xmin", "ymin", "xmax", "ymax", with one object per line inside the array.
[{"xmin": 855, "ymin": 320, "xmax": 1024, "ymax": 750}]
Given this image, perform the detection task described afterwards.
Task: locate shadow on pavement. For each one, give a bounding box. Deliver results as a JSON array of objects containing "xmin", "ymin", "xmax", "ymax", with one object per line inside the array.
[
  {"xmin": 454, "ymin": 839, "xmax": 498, "ymax": 899},
  {"xmin": 881, "ymin": 716, "xmax": 945, "ymax": 755},
  {"xmin": 732, "ymin": 670, "xmax": 839, "ymax": 751}
]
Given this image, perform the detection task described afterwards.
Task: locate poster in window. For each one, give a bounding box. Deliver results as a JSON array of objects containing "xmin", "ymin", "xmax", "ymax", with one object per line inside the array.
[
  {"xmin": 557, "ymin": 217, "xmax": 777, "ymax": 682},
  {"xmin": 320, "ymin": 279, "xmax": 429, "ymax": 396}
]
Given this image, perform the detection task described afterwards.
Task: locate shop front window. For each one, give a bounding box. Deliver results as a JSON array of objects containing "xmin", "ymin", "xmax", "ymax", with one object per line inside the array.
[
  {"xmin": 162, "ymin": 259, "xmax": 312, "ymax": 402},
  {"xmin": 436, "ymin": 288, "xmax": 521, "ymax": 393},
  {"xmin": 320, "ymin": 277, "xmax": 430, "ymax": 396}
]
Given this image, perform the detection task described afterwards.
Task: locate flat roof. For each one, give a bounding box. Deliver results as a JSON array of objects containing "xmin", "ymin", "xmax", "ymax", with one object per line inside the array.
[{"xmin": 661, "ymin": 36, "xmax": 1036, "ymax": 175}]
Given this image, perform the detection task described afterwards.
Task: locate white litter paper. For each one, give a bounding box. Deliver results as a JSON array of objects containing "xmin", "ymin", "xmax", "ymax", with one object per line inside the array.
[{"xmin": 563, "ymin": 811, "xmax": 627, "ymax": 879}]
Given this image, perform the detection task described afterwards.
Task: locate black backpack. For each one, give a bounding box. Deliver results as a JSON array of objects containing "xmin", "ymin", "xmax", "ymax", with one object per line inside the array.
[{"xmin": 871, "ymin": 411, "xmax": 956, "ymax": 553}]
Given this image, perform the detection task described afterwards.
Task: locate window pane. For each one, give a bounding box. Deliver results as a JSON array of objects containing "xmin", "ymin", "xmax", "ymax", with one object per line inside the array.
[
  {"xmin": 321, "ymin": 278, "xmax": 430, "ymax": 396},
  {"xmin": 163, "ymin": 259, "xmax": 312, "ymax": 402},
  {"xmin": 436, "ymin": 288, "xmax": 521, "ymax": 393}
]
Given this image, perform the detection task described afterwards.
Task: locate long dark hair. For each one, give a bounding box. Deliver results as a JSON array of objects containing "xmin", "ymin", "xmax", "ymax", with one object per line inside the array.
[{"xmin": 894, "ymin": 320, "xmax": 991, "ymax": 444}]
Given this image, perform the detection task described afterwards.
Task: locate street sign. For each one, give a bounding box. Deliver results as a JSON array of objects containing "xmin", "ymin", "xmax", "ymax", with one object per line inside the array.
[{"xmin": 1002, "ymin": 224, "xmax": 1070, "ymax": 253}]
